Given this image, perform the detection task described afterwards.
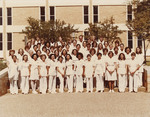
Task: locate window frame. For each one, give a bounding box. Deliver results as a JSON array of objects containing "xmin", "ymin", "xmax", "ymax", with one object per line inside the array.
[
  {"xmin": 0, "ymin": 8, "xmax": 2, "ymax": 25},
  {"xmin": 83, "ymin": 6, "xmax": 89, "ymax": 24},
  {"xmin": 49, "ymin": 6, "xmax": 55, "ymax": 21},
  {"xmin": 93, "ymin": 6, "xmax": 98, "ymax": 23},
  {"xmin": 7, "ymin": 8, "xmax": 12, "ymax": 25},
  {"xmin": 0, "ymin": 33, "xmax": 3, "ymax": 51},
  {"xmin": 127, "ymin": 31, "xmax": 133, "ymax": 48},
  {"xmin": 40, "ymin": 7, "xmax": 45, "ymax": 21},
  {"xmin": 7, "ymin": 33, "xmax": 13, "ymax": 50}
]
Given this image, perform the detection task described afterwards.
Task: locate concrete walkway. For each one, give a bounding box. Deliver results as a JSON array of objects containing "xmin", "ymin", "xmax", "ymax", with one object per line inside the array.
[{"xmin": 0, "ymin": 92, "xmax": 150, "ymax": 117}]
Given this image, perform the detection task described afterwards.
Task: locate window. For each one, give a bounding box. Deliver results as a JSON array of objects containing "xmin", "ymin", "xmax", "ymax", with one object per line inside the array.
[
  {"xmin": 93, "ymin": 6, "xmax": 98, "ymax": 23},
  {"xmin": 50, "ymin": 7, "xmax": 55, "ymax": 20},
  {"xmin": 84, "ymin": 6, "xmax": 89, "ymax": 24},
  {"xmin": 7, "ymin": 33, "xmax": 12, "ymax": 50},
  {"xmin": 0, "ymin": 8, "xmax": 2, "ymax": 25},
  {"xmin": 84, "ymin": 31, "xmax": 89, "ymax": 40},
  {"xmin": 40, "ymin": 7, "xmax": 45, "ymax": 21},
  {"xmin": 128, "ymin": 31, "xmax": 133, "ymax": 48},
  {"xmin": 127, "ymin": 5, "xmax": 132, "ymax": 21},
  {"xmin": 0, "ymin": 33, "xmax": 2, "ymax": 50},
  {"xmin": 138, "ymin": 35, "xmax": 143, "ymax": 48},
  {"xmin": 7, "ymin": 8, "xmax": 12, "ymax": 25}
]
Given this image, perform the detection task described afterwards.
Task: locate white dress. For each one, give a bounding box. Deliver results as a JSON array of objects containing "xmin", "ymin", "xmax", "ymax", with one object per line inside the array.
[
  {"xmin": 84, "ymin": 60, "xmax": 94, "ymax": 78},
  {"xmin": 74, "ymin": 60, "xmax": 84, "ymax": 76},
  {"xmin": 30, "ymin": 60, "xmax": 39, "ymax": 80},
  {"xmin": 117, "ymin": 60, "xmax": 127, "ymax": 75},
  {"xmin": 105, "ymin": 57, "xmax": 117, "ymax": 81},
  {"xmin": 94, "ymin": 59, "xmax": 105, "ymax": 76},
  {"xmin": 47, "ymin": 60, "xmax": 57, "ymax": 76},
  {"xmin": 39, "ymin": 61, "xmax": 48, "ymax": 77},
  {"xmin": 9, "ymin": 61, "xmax": 19, "ymax": 80},
  {"xmin": 66, "ymin": 60, "xmax": 74, "ymax": 76},
  {"xmin": 56, "ymin": 61, "xmax": 66, "ymax": 77},
  {"xmin": 20, "ymin": 61, "xmax": 30, "ymax": 77}
]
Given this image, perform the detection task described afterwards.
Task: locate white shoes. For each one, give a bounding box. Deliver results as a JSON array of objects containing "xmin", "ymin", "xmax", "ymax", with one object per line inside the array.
[
  {"xmin": 109, "ymin": 90, "xmax": 112, "ymax": 93},
  {"xmin": 32, "ymin": 91, "xmax": 38, "ymax": 94},
  {"xmin": 112, "ymin": 90, "xmax": 114, "ymax": 93}
]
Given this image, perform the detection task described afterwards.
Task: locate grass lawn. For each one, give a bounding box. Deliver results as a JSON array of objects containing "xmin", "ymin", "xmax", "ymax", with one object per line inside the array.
[{"xmin": 0, "ymin": 60, "xmax": 7, "ymax": 71}]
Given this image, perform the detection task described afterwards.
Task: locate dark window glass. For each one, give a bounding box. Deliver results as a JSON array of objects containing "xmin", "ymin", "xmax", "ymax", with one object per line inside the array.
[
  {"xmin": 7, "ymin": 33, "xmax": 12, "ymax": 50},
  {"xmin": 7, "ymin": 8, "xmax": 12, "ymax": 25},
  {"xmin": 50, "ymin": 16, "xmax": 54, "ymax": 21},
  {"xmin": 93, "ymin": 6, "xmax": 98, "ymax": 14},
  {"xmin": 84, "ymin": 31, "xmax": 89, "ymax": 40},
  {"xmin": 40, "ymin": 7, "xmax": 45, "ymax": 15},
  {"xmin": 0, "ymin": 18, "xmax": 2, "ymax": 25},
  {"xmin": 128, "ymin": 15, "xmax": 132, "ymax": 21},
  {"xmin": 128, "ymin": 40, "xmax": 133, "ymax": 48},
  {"xmin": 128, "ymin": 31, "xmax": 132, "ymax": 39},
  {"xmin": 0, "ymin": 33, "xmax": 2, "ymax": 50},
  {"xmin": 7, "ymin": 8, "xmax": 11, "ymax": 16},
  {"xmin": 41, "ymin": 16, "xmax": 45, "ymax": 21},
  {"xmin": 84, "ymin": 6, "xmax": 88, "ymax": 14},
  {"xmin": 128, "ymin": 31, "xmax": 133, "ymax": 48},
  {"xmin": 50, "ymin": 7, "xmax": 54, "ymax": 15},
  {"xmin": 84, "ymin": 16, "xmax": 88, "ymax": 24},
  {"xmin": 94, "ymin": 16, "xmax": 98, "ymax": 23},
  {"xmin": 128, "ymin": 5, "xmax": 132, "ymax": 14},
  {"xmin": 0, "ymin": 8, "xmax": 2, "ymax": 16}
]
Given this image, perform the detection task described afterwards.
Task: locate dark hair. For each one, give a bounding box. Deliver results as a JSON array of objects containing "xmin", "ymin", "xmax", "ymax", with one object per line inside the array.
[
  {"xmin": 72, "ymin": 49, "xmax": 78, "ymax": 55},
  {"xmin": 114, "ymin": 46, "xmax": 119, "ymax": 51},
  {"xmin": 87, "ymin": 54, "xmax": 91, "ymax": 58},
  {"xmin": 65, "ymin": 54, "xmax": 72, "ymax": 61},
  {"xmin": 131, "ymin": 52, "xmax": 136, "ymax": 56},
  {"xmin": 108, "ymin": 51, "xmax": 114, "ymax": 57},
  {"xmin": 33, "ymin": 45, "xmax": 37, "ymax": 48},
  {"xmin": 32, "ymin": 54, "xmax": 38, "ymax": 59},
  {"xmin": 92, "ymin": 41, "xmax": 97, "ymax": 47},
  {"xmin": 36, "ymin": 50, "xmax": 41, "ymax": 55},
  {"xmin": 103, "ymin": 48, "xmax": 108, "ymax": 53},
  {"xmin": 42, "ymin": 46, "xmax": 46, "ymax": 50},
  {"xmin": 97, "ymin": 53, "xmax": 102, "ymax": 57},
  {"xmin": 118, "ymin": 53, "xmax": 126, "ymax": 60},
  {"xmin": 90, "ymin": 48, "xmax": 96, "ymax": 54},
  {"xmin": 24, "ymin": 46, "xmax": 30, "ymax": 50},
  {"xmin": 37, "ymin": 43, "xmax": 41, "ymax": 46},
  {"xmin": 136, "ymin": 47, "xmax": 142, "ymax": 54},
  {"xmin": 61, "ymin": 49, "xmax": 67, "ymax": 56},
  {"xmin": 18, "ymin": 48, "xmax": 24, "ymax": 55},
  {"xmin": 9, "ymin": 50, "xmax": 15, "ymax": 56},
  {"xmin": 40, "ymin": 54, "xmax": 47, "ymax": 60},
  {"xmin": 22, "ymin": 54, "xmax": 28, "ymax": 61},
  {"xmin": 125, "ymin": 47, "xmax": 131, "ymax": 53},
  {"xmin": 57, "ymin": 56, "xmax": 63, "ymax": 61},
  {"xmin": 77, "ymin": 52, "xmax": 83, "ymax": 59},
  {"xmin": 115, "ymin": 40, "xmax": 120, "ymax": 45},
  {"xmin": 76, "ymin": 44, "xmax": 81, "ymax": 48},
  {"xmin": 12, "ymin": 55, "xmax": 17, "ymax": 59},
  {"xmin": 49, "ymin": 54, "xmax": 56, "ymax": 59}
]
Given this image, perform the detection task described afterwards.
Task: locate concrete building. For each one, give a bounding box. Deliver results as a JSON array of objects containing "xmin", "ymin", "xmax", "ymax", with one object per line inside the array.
[{"xmin": 0, "ymin": 0, "xmax": 147, "ymax": 58}]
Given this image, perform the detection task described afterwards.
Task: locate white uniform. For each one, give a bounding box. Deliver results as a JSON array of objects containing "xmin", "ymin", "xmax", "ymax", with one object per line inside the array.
[
  {"xmin": 74, "ymin": 60, "xmax": 84, "ymax": 92},
  {"xmin": 136, "ymin": 54, "xmax": 144, "ymax": 87},
  {"xmin": 94, "ymin": 59, "xmax": 105, "ymax": 92},
  {"xmin": 91, "ymin": 54, "xmax": 97, "ymax": 62},
  {"xmin": 19, "ymin": 61, "xmax": 30, "ymax": 94},
  {"xmin": 117, "ymin": 60, "xmax": 127, "ymax": 92},
  {"xmin": 84, "ymin": 60, "xmax": 94, "ymax": 92},
  {"xmin": 30, "ymin": 59, "xmax": 39, "ymax": 94},
  {"xmin": 56, "ymin": 61, "xmax": 66, "ymax": 93},
  {"xmin": 47, "ymin": 59, "xmax": 57, "ymax": 93},
  {"xmin": 39, "ymin": 61, "xmax": 48, "ymax": 94},
  {"xmin": 66, "ymin": 60, "xmax": 74, "ymax": 93},
  {"xmin": 128, "ymin": 59, "xmax": 139, "ymax": 92},
  {"xmin": 9, "ymin": 61, "xmax": 19, "ymax": 94},
  {"xmin": 105, "ymin": 57, "xmax": 117, "ymax": 81},
  {"xmin": 72, "ymin": 55, "xmax": 78, "ymax": 88}
]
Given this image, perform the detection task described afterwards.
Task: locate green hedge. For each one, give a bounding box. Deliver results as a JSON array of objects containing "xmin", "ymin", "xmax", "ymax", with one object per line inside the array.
[{"xmin": 0, "ymin": 60, "xmax": 7, "ymax": 71}]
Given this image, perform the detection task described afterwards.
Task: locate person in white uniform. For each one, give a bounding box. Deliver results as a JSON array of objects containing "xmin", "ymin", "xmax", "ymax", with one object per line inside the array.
[
  {"xmin": 56, "ymin": 56, "xmax": 66, "ymax": 93},
  {"xmin": 65, "ymin": 54, "xmax": 74, "ymax": 93},
  {"xmin": 74, "ymin": 53, "xmax": 84, "ymax": 93},
  {"xmin": 38, "ymin": 54, "xmax": 48, "ymax": 94},
  {"xmin": 105, "ymin": 51, "xmax": 117, "ymax": 93},
  {"xmin": 117, "ymin": 53, "xmax": 127, "ymax": 93},
  {"xmin": 8, "ymin": 55, "xmax": 19, "ymax": 94},
  {"xmin": 19, "ymin": 55, "xmax": 31, "ymax": 94},
  {"xmin": 94, "ymin": 53, "xmax": 105, "ymax": 93},
  {"xmin": 47, "ymin": 54, "xmax": 57, "ymax": 94},
  {"xmin": 83, "ymin": 54, "xmax": 95, "ymax": 93},
  {"xmin": 30, "ymin": 54, "xmax": 39, "ymax": 94},
  {"xmin": 136, "ymin": 47, "xmax": 144, "ymax": 87},
  {"xmin": 128, "ymin": 52, "xmax": 140, "ymax": 93}
]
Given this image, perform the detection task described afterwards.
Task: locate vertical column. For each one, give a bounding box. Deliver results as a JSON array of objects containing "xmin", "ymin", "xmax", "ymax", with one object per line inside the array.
[
  {"xmin": 3, "ymin": 0, "xmax": 6, "ymax": 59},
  {"xmin": 89, "ymin": 0, "xmax": 93, "ymax": 23},
  {"xmin": 45, "ymin": 0, "xmax": 49, "ymax": 21}
]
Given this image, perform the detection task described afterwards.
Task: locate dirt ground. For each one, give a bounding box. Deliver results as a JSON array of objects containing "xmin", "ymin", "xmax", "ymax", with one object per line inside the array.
[{"xmin": 0, "ymin": 92, "xmax": 150, "ymax": 117}]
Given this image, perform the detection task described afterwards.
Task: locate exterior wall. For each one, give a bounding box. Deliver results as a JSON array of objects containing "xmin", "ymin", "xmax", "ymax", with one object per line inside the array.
[
  {"xmin": 13, "ymin": 33, "xmax": 25, "ymax": 50},
  {"xmin": 56, "ymin": 6, "xmax": 83, "ymax": 24},
  {"xmin": 13, "ymin": 7, "xmax": 39, "ymax": 25},
  {"xmin": 119, "ymin": 31, "xmax": 127, "ymax": 46},
  {"xmin": 99, "ymin": 5, "xmax": 126, "ymax": 24}
]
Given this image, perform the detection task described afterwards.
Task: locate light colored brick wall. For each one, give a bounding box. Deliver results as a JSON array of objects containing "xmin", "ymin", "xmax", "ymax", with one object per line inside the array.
[
  {"xmin": 13, "ymin": 33, "xmax": 25, "ymax": 50},
  {"xmin": 56, "ymin": 6, "xmax": 83, "ymax": 24},
  {"xmin": 99, "ymin": 6, "xmax": 126, "ymax": 24},
  {"xmin": 119, "ymin": 31, "xmax": 127, "ymax": 46},
  {"xmin": 13, "ymin": 7, "xmax": 39, "ymax": 25}
]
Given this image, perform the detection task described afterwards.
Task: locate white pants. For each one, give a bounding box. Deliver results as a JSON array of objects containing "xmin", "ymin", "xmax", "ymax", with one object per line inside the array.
[
  {"xmin": 31, "ymin": 80, "xmax": 37, "ymax": 93},
  {"xmin": 40, "ymin": 77, "xmax": 47, "ymax": 94},
  {"xmin": 67, "ymin": 75, "xmax": 73, "ymax": 93},
  {"xmin": 58, "ymin": 76, "xmax": 64, "ymax": 93},
  {"xmin": 129, "ymin": 74, "xmax": 139, "ymax": 92},
  {"xmin": 9, "ymin": 78, "xmax": 18, "ymax": 94},
  {"xmin": 118, "ymin": 74, "xmax": 126, "ymax": 92},
  {"xmin": 138, "ymin": 72, "xmax": 143, "ymax": 87},
  {"xmin": 96, "ymin": 74, "xmax": 104, "ymax": 91},
  {"xmin": 76, "ymin": 75, "xmax": 83, "ymax": 92},
  {"xmin": 73, "ymin": 75, "xmax": 77, "ymax": 88},
  {"xmin": 21, "ymin": 76, "xmax": 29, "ymax": 94},
  {"xmin": 49, "ymin": 76, "xmax": 56, "ymax": 93},
  {"xmin": 86, "ymin": 77, "xmax": 93, "ymax": 92}
]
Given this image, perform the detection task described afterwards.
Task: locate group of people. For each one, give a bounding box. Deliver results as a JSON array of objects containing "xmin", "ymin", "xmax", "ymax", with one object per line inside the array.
[{"xmin": 6, "ymin": 35, "xmax": 144, "ymax": 95}]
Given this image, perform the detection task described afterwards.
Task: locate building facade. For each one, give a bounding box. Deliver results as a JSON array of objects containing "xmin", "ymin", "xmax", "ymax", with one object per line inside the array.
[{"xmin": 0, "ymin": 0, "xmax": 146, "ymax": 58}]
